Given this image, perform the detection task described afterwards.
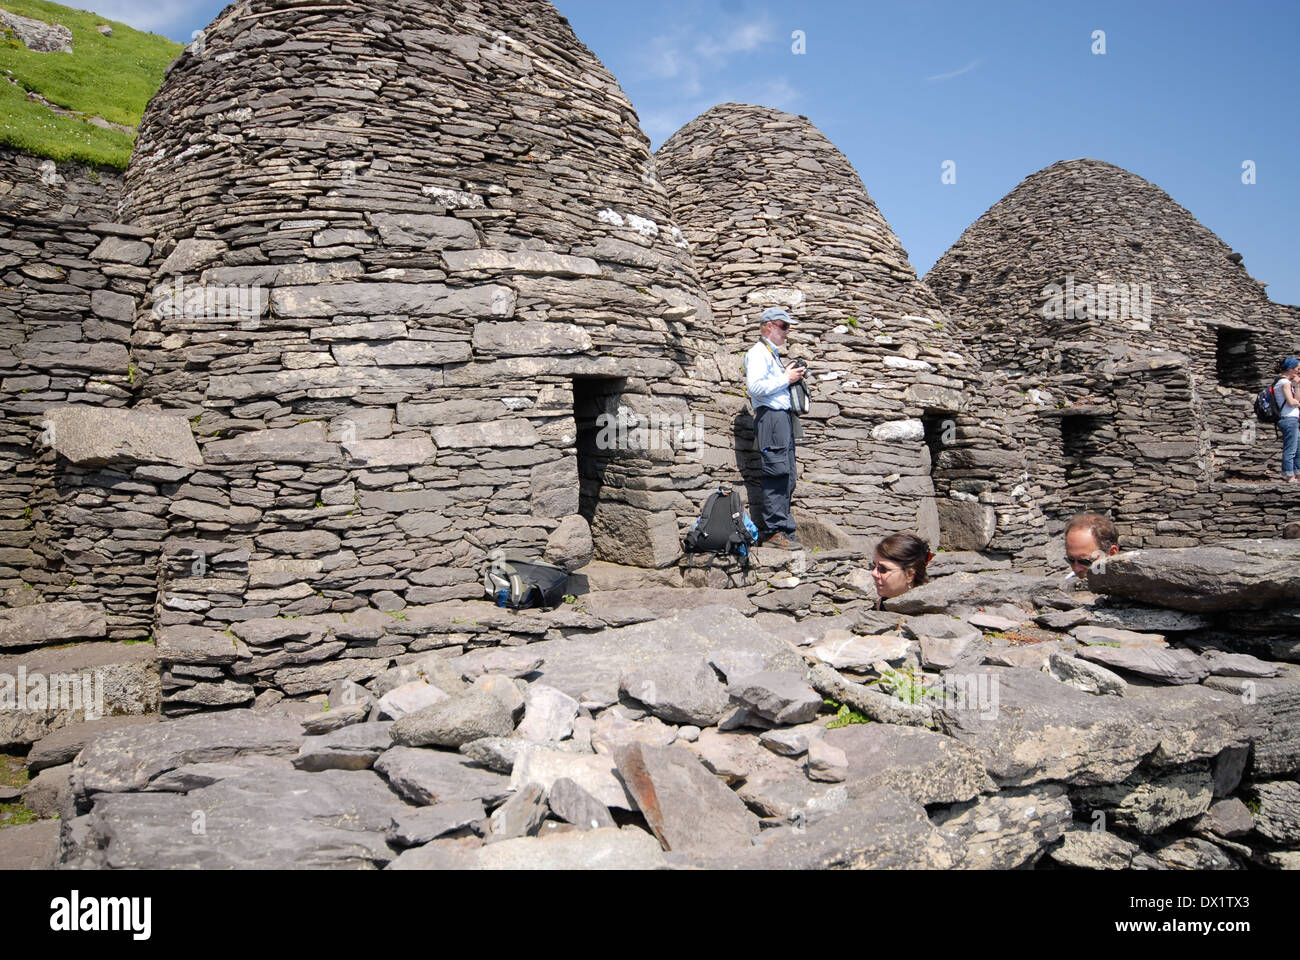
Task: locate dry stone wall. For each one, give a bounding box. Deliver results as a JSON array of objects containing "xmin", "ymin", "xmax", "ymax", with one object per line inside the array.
[
  {"xmin": 926, "ymin": 158, "xmax": 1300, "ymax": 555},
  {"xmin": 927, "ymin": 158, "xmax": 1291, "ymax": 483}
]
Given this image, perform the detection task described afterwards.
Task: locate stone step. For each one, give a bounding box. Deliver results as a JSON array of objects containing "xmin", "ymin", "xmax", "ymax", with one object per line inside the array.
[{"xmin": 0, "ymin": 641, "xmax": 160, "ymax": 749}]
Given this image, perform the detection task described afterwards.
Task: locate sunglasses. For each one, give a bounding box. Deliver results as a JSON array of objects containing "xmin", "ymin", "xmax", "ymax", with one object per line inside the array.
[{"xmin": 1066, "ymin": 552, "xmax": 1100, "ymax": 568}]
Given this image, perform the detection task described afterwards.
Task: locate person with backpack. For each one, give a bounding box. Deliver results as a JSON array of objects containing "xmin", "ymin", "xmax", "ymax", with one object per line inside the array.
[
  {"xmin": 1275, "ymin": 357, "xmax": 1300, "ymax": 483},
  {"xmin": 746, "ymin": 306, "xmax": 806, "ymax": 548}
]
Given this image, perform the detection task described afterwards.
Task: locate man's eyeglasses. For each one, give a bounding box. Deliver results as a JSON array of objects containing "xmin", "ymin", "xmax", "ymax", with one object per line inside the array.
[{"xmin": 1066, "ymin": 552, "xmax": 1101, "ymax": 568}]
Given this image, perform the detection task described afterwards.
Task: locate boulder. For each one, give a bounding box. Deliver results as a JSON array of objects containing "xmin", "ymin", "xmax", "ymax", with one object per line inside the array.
[
  {"xmin": 620, "ymin": 657, "xmax": 731, "ymax": 726},
  {"xmin": 389, "ymin": 690, "xmax": 516, "ymax": 748},
  {"xmin": 1087, "ymin": 540, "xmax": 1300, "ymax": 612},
  {"xmin": 373, "ymin": 746, "xmax": 511, "ymax": 807},
  {"xmin": 933, "ymin": 785, "xmax": 1073, "ymax": 869},
  {"xmin": 71, "ymin": 710, "xmax": 303, "ymax": 796},
  {"xmin": 1047, "ymin": 653, "xmax": 1127, "ymax": 696},
  {"xmin": 544, "ymin": 514, "xmax": 594, "ymax": 572},
  {"xmin": 1075, "ymin": 645, "xmax": 1209, "ymax": 685},
  {"xmin": 293, "ymin": 722, "xmax": 393, "ymax": 772},
  {"xmin": 613, "ymin": 743, "xmax": 758, "ymax": 856},
  {"xmin": 724, "ymin": 671, "xmax": 822, "ymax": 726},
  {"xmin": 934, "ymin": 667, "xmax": 1161, "ymax": 787}
]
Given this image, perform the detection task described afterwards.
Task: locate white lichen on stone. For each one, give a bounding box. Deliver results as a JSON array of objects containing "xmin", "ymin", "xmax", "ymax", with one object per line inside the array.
[
  {"xmin": 422, "ymin": 184, "xmax": 486, "ymax": 209},
  {"xmin": 597, "ymin": 208, "xmax": 625, "ymax": 227}
]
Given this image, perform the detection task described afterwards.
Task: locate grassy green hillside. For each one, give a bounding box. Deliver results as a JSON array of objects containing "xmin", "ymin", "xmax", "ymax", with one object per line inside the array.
[{"xmin": 0, "ymin": 0, "xmax": 181, "ymax": 168}]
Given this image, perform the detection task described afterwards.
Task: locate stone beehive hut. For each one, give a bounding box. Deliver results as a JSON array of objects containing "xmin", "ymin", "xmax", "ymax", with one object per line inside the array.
[
  {"xmin": 926, "ymin": 158, "xmax": 1299, "ymax": 554},
  {"xmin": 657, "ymin": 104, "xmax": 995, "ymax": 551},
  {"xmin": 4, "ymin": 0, "xmax": 729, "ymax": 712}
]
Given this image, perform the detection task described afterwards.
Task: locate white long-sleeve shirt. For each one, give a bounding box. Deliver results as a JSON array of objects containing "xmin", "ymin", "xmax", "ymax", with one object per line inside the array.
[{"xmin": 746, "ymin": 338, "xmax": 792, "ymax": 411}]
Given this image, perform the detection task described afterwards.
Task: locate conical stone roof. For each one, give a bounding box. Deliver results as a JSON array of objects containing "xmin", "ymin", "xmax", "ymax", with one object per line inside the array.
[
  {"xmin": 926, "ymin": 158, "xmax": 1278, "ymax": 368},
  {"xmin": 657, "ymin": 103, "xmax": 980, "ymax": 546},
  {"xmin": 115, "ymin": 0, "xmax": 717, "ymax": 707}
]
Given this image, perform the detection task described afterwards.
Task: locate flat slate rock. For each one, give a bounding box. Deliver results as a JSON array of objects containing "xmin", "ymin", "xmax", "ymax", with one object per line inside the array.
[
  {"xmin": 373, "ymin": 746, "xmax": 511, "ymax": 807},
  {"xmin": 934, "ymin": 667, "xmax": 1162, "ymax": 788},
  {"xmin": 1075, "ymin": 645, "xmax": 1209, "ymax": 685},
  {"xmin": 458, "ymin": 606, "xmax": 801, "ymax": 702},
  {"xmin": 614, "ymin": 743, "xmax": 758, "ymax": 856},
  {"xmin": 389, "ymin": 826, "xmax": 667, "ymax": 870},
  {"xmin": 26, "ymin": 714, "xmax": 160, "ymax": 773},
  {"xmin": 0, "ymin": 819, "xmax": 60, "ymax": 871},
  {"xmin": 824, "ymin": 723, "xmax": 995, "ymax": 805},
  {"xmin": 294, "ymin": 722, "xmax": 394, "ymax": 771},
  {"xmin": 0, "ymin": 601, "xmax": 107, "ymax": 649},
  {"xmin": 69, "ymin": 768, "xmax": 407, "ymax": 869},
  {"xmin": 1120, "ymin": 684, "xmax": 1261, "ymax": 767},
  {"xmin": 695, "ymin": 787, "xmax": 960, "ymax": 870},
  {"xmin": 619, "ymin": 656, "xmax": 731, "ymax": 726},
  {"xmin": 71, "ymin": 709, "xmax": 305, "ymax": 796},
  {"xmin": 388, "ymin": 800, "xmax": 485, "ymax": 847},
  {"xmin": 884, "ymin": 573, "xmax": 1063, "ymax": 615},
  {"xmin": 1087, "ymin": 540, "xmax": 1300, "ymax": 613}
]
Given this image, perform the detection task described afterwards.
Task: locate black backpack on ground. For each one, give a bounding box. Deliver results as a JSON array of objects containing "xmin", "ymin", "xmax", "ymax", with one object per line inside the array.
[
  {"xmin": 683, "ymin": 487, "xmax": 757, "ymax": 568},
  {"xmin": 1254, "ymin": 382, "xmax": 1284, "ymax": 425},
  {"xmin": 483, "ymin": 558, "xmax": 569, "ymax": 611}
]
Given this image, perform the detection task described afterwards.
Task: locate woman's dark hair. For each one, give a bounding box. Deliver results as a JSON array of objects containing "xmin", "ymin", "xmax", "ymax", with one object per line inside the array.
[{"xmin": 875, "ymin": 533, "xmax": 931, "ymax": 587}]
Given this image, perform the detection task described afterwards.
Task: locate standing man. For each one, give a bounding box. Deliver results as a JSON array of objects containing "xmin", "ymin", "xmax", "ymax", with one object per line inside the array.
[{"xmin": 746, "ymin": 307, "xmax": 806, "ymax": 548}]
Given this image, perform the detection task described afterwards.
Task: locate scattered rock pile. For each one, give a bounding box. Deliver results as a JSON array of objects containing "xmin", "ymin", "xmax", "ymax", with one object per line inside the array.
[{"xmin": 16, "ymin": 541, "xmax": 1293, "ymax": 870}]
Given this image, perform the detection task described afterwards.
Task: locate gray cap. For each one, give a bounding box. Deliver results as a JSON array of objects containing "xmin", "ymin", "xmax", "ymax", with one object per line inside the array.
[{"xmin": 761, "ymin": 307, "xmax": 798, "ymax": 326}]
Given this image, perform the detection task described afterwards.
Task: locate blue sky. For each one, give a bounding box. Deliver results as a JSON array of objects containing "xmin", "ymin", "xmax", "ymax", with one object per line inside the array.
[{"xmin": 82, "ymin": 0, "xmax": 1299, "ymax": 304}]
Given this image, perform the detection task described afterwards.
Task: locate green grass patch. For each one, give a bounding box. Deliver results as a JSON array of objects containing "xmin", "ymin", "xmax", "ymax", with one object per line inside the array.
[{"xmin": 0, "ymin": 0, "xmax": 182, "ymax": 167}]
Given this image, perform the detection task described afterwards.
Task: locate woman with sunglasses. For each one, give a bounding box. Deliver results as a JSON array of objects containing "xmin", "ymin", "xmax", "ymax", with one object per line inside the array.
[{"xmin": 870, "ymin": 533, "xmax": 932, "ymax": 608}]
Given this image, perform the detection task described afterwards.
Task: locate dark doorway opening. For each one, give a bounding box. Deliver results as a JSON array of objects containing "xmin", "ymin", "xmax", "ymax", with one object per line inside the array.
[
  {"xmin": 1060, "ymin": 414, "xmax": 1115, "ymax": 508},
  {"xmin": 1216, "ymin": 327, "xmax": 1259, "ymax": 391},
  {"xmin": 573, "ymin": 376, "xmax": 628, "ymax": 530}
]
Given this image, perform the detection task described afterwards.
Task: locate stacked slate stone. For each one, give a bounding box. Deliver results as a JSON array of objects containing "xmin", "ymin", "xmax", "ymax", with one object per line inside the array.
[
  {"xmin": 656, "ymin": 104, "xmax": 987, "ymax": 550},
  {"xmin": 116, "ymin": 0, "xmax": 717, "ymax": 709},
  {"xmin": 927, "ymin": 158, "xmax": 1293, "ymax": 481},
  {"xmin": 0, "ymin": 148, "xmax": 171, "ymax": 636},
  {"xmin": 0, "ymin": 147, "xmax": 124, "ymax": 222}
]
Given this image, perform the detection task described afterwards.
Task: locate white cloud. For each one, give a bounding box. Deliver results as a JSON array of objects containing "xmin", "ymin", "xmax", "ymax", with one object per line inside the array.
[
  {"xmin": 926, "ymin": 59, "xmax": 981, "ymax": 82},
  {"xmin": 66, "ymin": 1, "xmax": 199, "ymax": 37},
  {"xmin": 638, "ymin": 11, "xmax": 798, "ymax": 143},
  {"xmin": 643, "ymin": 78, "xmax": 802, "ymax": 145}
]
